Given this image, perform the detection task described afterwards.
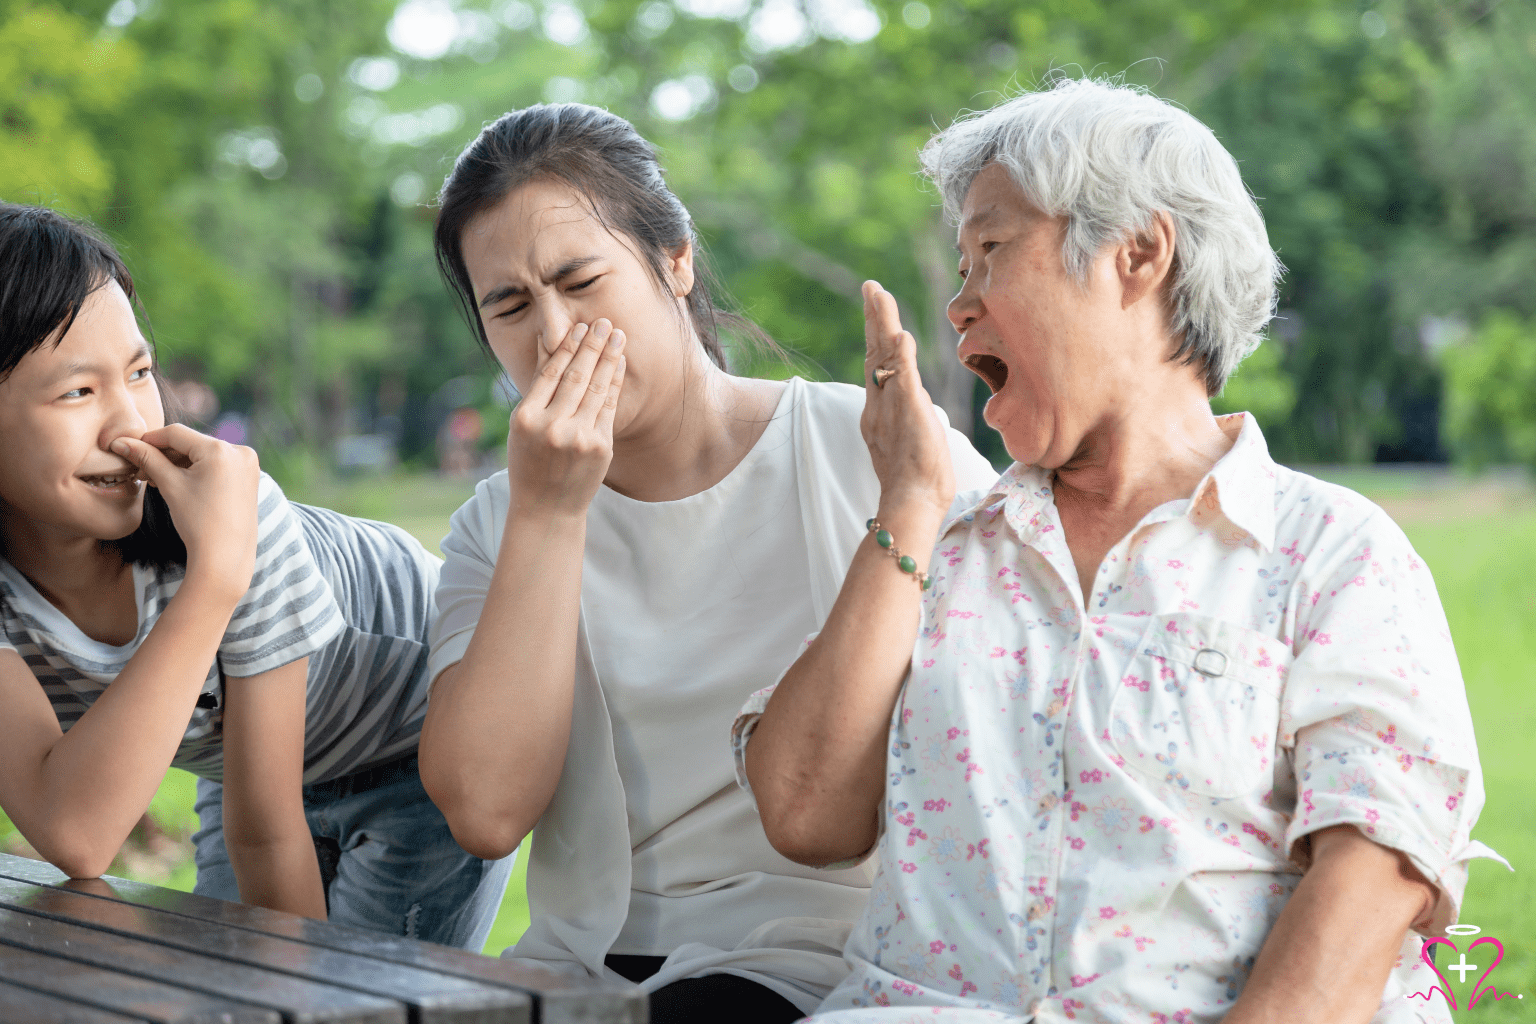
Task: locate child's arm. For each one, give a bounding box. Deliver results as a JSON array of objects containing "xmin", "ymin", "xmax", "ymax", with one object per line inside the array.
[
  {"xmin": 219, "ymin": 657, "xmax": 326, "ymax": 919},
  {"xmin": 0, "ymin": 426, "xmax": 258, "ymax": 878}
]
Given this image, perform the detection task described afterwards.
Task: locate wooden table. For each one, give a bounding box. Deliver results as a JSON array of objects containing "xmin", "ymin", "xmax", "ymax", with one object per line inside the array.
[{"xmin": 0, "ymin": 852, "xmax": 646, "ymax": 1023}]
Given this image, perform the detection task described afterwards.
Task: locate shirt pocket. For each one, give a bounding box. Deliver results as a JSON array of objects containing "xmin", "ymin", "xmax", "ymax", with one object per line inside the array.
[{"xmin": 1108, "ymin": 613, "xmax": 1292, "ymax": 799}]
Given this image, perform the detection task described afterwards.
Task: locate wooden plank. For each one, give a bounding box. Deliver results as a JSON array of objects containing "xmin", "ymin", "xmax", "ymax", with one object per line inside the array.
[
  {"xmin": 0, "ymin": 979, "xmax": 147, "ymax": 1024},
  {"xmin": 0, "ymin": 907, "xmax": 403, "ymax": 1024},
  {"xmin": 0, "ymin": 943, "xmax": 278, "ymax": 1023},
  {"xmin": 0, "ymin": 877, "xmax": 528, "ymax": 1024},
  {"xmin": 0, "ymin": 855, "xmax": 644, "ymax": 1024}
]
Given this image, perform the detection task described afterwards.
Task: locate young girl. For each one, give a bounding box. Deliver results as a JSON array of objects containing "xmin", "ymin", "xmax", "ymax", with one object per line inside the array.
[
  {"xmin": 417, "ymin": 104, "xmax": 999, "ymax": 1021},
  {"xmin": 0, "ymin": 204, "xmax": 513, "ymax": 949}
]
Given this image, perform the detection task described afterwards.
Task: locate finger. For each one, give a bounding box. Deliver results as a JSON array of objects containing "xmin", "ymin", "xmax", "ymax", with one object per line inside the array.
[
  {"xmin": 870, "ymin": 287, "xmax": 905, "ymax": 355},
  {"xmin": 594, "ymin": 353, "xmax": 626, "ymax": 439},
  {"xmin": 138, "ymin": 423, "xmax": 218, "ymax": 467},
  {"xmin": 110, "ymin": 436, "xmax": 180, "ymax": 489},
  {"xmin": 525, "ymin": 322, "xmax": 589, "ymax": 410},
  {"xmin": 533, "ymin": 318, "xmax": 583, "ymax": 375},
  {"xmin": 862, "ymin": 281, "xmax": 882, "ymax": 376},
  {"xmin": 550, "ymin": 318, "xmax": 612, "ymax": 417},
  {"xmin": 576, "ymin": 327, "xmax": 625, "ymax": 425},
  {"xmin": 862, "ymin": 282, "xmax": 906, "ymax": 384},
  {"xmin": 889, "ymin": 331, "xmax": 922, "ymax": 391}
]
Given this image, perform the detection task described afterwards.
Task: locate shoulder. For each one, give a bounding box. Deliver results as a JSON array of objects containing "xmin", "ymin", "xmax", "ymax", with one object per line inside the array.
[
  {"xmin": 442, "ymin": 470, "xmax": 512, "ymax": 561},
  {"xmin": 1272, "ymin": 466, "xmax": 1419, "ymax": 575},
  {"xmin": 795, "ymin": 378, "xmax": 866, "ymax": 433},
  {"xmin": 254, "ymin": 471, "xmax": 288, "ymax": 520}
]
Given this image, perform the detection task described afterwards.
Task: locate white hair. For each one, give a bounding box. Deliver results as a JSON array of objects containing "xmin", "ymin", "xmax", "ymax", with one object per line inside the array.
[{"xmin": 920, "ymin": 77, "xmax": 1281, "ymax": 394}]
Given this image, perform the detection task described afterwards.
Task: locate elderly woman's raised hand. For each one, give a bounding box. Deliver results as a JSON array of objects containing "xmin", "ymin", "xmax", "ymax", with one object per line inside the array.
[
  {"xmin": 860, "ymin": 281, "xmax": 956, "ymax": 518},
  {"xmin": 507, "ymin": 317, "xmax": 627, "ymax": 519}
]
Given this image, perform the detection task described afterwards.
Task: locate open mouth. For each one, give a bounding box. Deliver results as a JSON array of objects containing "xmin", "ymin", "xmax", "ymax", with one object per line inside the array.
[{"xmin": 963, "ymin": 352, "xmax": 1010, "ymax": 395}]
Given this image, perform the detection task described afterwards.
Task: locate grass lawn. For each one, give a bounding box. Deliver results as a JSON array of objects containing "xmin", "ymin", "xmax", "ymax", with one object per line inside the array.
[{"xmin": 2, "ymin": 465, "xmax": 1531, "ymax": 1015}]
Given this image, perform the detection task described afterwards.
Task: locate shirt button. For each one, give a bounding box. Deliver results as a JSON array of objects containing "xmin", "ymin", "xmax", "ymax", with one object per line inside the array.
[{"xmin": 1193, "ymin": 648, "xmax": 1228, "ymax": 677}]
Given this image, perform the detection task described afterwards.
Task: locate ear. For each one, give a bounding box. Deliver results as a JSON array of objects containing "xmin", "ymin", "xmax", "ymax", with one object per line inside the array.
[
  {"xmin": 667, "ymin": 238, "xmax": 696, "ymax": 299},
  {"xmin": 1117, "ymin": 210, "xmax": 1176, "ymax": 310}
]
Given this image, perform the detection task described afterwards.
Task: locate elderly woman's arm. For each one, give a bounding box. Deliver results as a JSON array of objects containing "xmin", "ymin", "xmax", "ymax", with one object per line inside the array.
[
  {"xmin": 1225, "ymin": 825, "xmax": 1437, "ymax": 1024},
  {"xmin": 746, "ymin": 282, "xmax": 956, "ymax": 866},
  {"xmin": 1244, "ymin": 507, "xmax": 1494, "ymax": 1017},
  {"xmin": 747, "ymin": 504, "xmax": 945, "ymax": 864}
]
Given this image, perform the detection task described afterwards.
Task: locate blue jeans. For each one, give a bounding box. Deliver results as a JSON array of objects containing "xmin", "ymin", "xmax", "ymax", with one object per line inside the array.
[{"xmin": 192, "ymin": 754, "xmax": 515, "ymax": 951}]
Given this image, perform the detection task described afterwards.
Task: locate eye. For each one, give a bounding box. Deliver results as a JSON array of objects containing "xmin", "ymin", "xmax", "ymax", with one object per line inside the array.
[
  {"xmin": 493, "ymin": 300, "xmax": 529, "ymax": 320},
  {"xmin": 980, "ymin": 240, "xmax": 998, "ymax": 254},
  {"xmin": 61, "ymin": 387, "xmax": 90, "ymax": 399},
  {"xmin": 568, "ymin": 274, "xmax": 600, "ymax": 292},
  {"xmin": 129, "ymin": 367, "xmax": 151, "ymax": 381}
]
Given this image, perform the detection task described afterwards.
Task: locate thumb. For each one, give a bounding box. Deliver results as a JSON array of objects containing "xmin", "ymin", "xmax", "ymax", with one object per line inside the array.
[{"xmin": 110, "ymin": 436, "xmax": 177, "ymax": 489}]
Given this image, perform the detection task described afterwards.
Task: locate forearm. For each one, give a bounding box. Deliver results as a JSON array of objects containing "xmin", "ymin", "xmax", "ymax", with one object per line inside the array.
[
  {"xmin": 224, "ymin": 827, "xmax": 328, "ymax": 919},
  {"xmin": 419, "ymin": 509, "xmax": 586, "ymax": 859},
  {"xmin": 1225, "ymin": 825, "xmax": 1437, "ymax": 1024},
  {"xmin": 747, "ymin": 497, "xmax": 946, "ymax": 865},
  {"xmin": 24, "ymin": 574, "xmax": 241, "ymax": 876}
]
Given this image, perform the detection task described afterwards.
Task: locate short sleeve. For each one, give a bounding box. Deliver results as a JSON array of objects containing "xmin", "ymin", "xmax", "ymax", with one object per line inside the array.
[
  {"xmin": 731, "ymin": 632, "xmax": 818, "ymax": 796},
  {"xmin": 427, "ymin": 473, "xmax": 508, "ymax": 686},
  {"xmin": 218, "ymin": 474, "xmax": 345, "ymax": 678},
  {"xmin": 731, "ymin": 630, "xmax": 873, "ymax": 870},
  {"xmin": 1281, "ymin": 511, "xmax": 1504, "ymax": 931}
]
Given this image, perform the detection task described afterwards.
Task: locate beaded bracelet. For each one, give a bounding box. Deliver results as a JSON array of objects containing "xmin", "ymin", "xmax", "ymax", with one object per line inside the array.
[{"xmin": 866, "ymin": 518, "xmax": 933, "ymax": 590}]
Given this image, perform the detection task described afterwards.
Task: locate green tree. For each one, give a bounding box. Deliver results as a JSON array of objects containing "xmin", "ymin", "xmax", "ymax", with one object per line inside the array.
[
  {"xmin": 0, "ymin": 3, "xmax": 137, "ymax": 212},
  {"xmin": 1441, "ymin": 310, "xmax": 1536, "ymax": 473},
  {"xmin": 11, "ymin": 0, "xmax": 1534, "ymax": 472}
]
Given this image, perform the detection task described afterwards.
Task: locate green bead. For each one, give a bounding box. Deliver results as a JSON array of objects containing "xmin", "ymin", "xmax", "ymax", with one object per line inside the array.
[
  {"xmin": 876, "ymin": 529, "xmax": 893, "ymax": 549},
  {"xmin": 866, "ymin": 518, "xmax": 876, "ymax": 531},
  {"xmin": 898, "ymin": 554, "xmax": 917, "ymax": 574},
  {"xmin": 921, "ymin": 576, "xmax": 933, "ymax": 591}
]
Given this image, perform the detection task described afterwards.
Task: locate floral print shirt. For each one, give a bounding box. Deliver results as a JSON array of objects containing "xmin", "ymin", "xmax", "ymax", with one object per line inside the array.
[{"xmin": 735, "ymin": 414, "xmax": 1498, "ymax": 1023}]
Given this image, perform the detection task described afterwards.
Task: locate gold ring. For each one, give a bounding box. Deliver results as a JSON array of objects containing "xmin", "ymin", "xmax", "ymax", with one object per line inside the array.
[{"xmin": 873, "ymin": 366, "xmax": 897, "ymax": 389}]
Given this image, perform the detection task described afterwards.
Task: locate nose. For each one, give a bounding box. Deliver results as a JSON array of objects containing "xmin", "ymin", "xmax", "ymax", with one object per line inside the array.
[
  {"xmin": 97, "ymin": 379, "xmax": 151, "ymax": 453},
  {"xmin": 533, "ymin": 297, "xmax": 576, "ymax": 357},
  {"xmin": 947, "ymin": 277, "xmax": 983, "ymax": 334}
]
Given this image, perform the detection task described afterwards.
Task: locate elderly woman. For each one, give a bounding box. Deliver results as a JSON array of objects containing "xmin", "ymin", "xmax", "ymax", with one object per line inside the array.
[{"xmin": 738, "ymin": 79, "xmax": 1499, "ymax": 1023}]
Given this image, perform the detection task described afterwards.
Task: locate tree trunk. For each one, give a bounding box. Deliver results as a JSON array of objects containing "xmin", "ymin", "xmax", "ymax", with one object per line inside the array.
[{"xmin": 289, "ymin": 275, "xmax": 319, "ymax": 445}]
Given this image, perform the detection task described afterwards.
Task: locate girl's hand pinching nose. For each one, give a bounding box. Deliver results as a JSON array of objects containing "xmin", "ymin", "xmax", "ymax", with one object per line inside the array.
[{"xmin": 112, "ymin": 423, "xmax": 260, "ymax": 599}]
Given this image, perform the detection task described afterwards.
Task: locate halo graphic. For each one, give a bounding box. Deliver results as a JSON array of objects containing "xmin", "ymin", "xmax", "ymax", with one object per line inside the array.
[{"xmin": 1445, "ymin": 924, "xmax": 1482, "ymax": 936}]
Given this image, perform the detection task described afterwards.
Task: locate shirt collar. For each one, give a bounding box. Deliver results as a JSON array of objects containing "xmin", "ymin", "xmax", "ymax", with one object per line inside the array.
[
  {"xmin": 945, "ymin": 413, "xmax": 1278, "ymax": 552},
  {"xmin": 1188, "ymin": 412, "xmax": 1278, "ymax": 552},
  {"xmin": 945, "ymin": 462, "xmax": 1054, "ymax": 543}
]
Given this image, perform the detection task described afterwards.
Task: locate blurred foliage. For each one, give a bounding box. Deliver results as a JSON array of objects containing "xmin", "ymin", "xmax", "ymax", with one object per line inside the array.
[
  {"xmin": 0, "ymin": 0, "xmax": 1532, "ymax": 471},
  {"xmin": 1442, "ymin": 310, "xmax": 1536, "ymax": 474}
]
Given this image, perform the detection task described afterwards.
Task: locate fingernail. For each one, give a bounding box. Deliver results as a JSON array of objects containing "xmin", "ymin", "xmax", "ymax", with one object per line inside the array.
[
  {"xmin": 572, "ymin": 323, "xmax": 589, "ymax": 342},
  {"xmin": 592, "ymin": 319, "xmax": 611, "ymax": 339},
  {"xmin": 608, "ymin": 330, "xmax": 625, "ymax": 352},
  {"xmin": 111, "ymin": 439, "xmax": 130, "ymax": 455}
]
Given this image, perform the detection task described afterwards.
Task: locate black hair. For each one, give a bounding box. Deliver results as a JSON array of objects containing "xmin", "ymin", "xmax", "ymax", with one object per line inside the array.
[
  {"xmin": 0, "ymin": 203, "xmax": 187, "ymax": 571},
  {"xmin": 434, "ymin": 103, "xmax": 777, "ymax": 372}
]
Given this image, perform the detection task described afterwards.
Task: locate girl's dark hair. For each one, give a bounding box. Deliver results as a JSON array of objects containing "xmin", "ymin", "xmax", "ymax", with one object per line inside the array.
[
  {"xmin": 0, "ymin": 203, "xmax": 186, "ymax": 570},
  {"xmin": 434, "ymin": 103, "xmax": 776, "ymax": 372}
]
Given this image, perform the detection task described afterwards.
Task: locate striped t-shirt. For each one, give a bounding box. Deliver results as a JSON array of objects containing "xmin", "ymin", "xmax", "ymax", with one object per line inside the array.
[{"xmin": 0, "ymin": 474, "xmax": 441, "ymax": 785}]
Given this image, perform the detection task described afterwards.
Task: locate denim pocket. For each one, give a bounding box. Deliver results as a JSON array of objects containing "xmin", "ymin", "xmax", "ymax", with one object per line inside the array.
[{"xmin": 1109, "ymin": 613, "xmax": 1291, "ymax": 799}]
